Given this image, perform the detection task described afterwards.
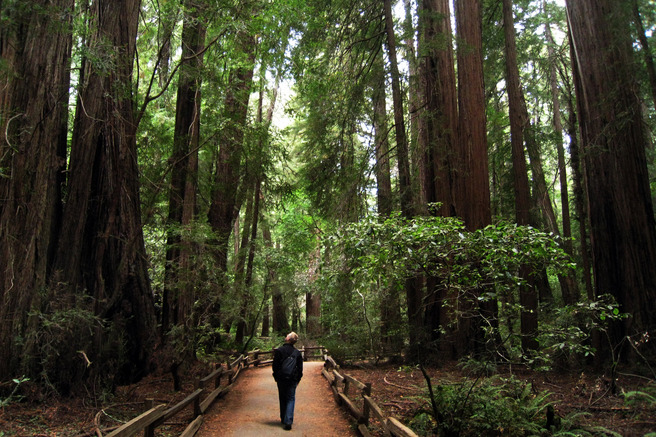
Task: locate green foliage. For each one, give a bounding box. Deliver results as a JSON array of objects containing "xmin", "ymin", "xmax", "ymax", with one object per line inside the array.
[
  {"xmin": 530, "ymin": 295, "xmax": 628, "ymax": 370},
  {"xmin": 415, "ymin": 375, "xmax": 552, "ymax": 436},
  {"xmin": 623, "ymin": 387, "xmax": 656, "ymax": 427},
  {"xmin": 248, "ymin": 334, "xmax": 284, "ymax": 352},
  {"xmin": 319, "ymin": 213, "xmax": 573, "ymax": 357},
  {"xmin": 0, "ymin": 376, "xmax": 29, "ymax": 408},
  {"xmin": 623, "ymin": 389, "xmax": 656, "ymax": 407},
  {"xmin": 24, "ymin": 298, "xmax": 107, "ymax": 395}
]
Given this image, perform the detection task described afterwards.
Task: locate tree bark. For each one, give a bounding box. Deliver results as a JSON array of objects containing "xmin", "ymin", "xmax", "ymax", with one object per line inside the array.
[
  {"xmin": 383, "ymin": 0, "xmax": 414, "ymax": 219},
  {"xmin": 52, "ymin": 0, "xmax": 156, "ymax": 386},
  {"xmin": 207, "ymin": 21, "xmax": 256, "ymax": 283},
  {"xmin": 418, "ymin": 0, "xmax": 460, "ymax": 357},
  {"xmin": 567, "ymin": 0, "xmax": 656, "ymax": 354},
  {"xmin": 631, "ymin": 0, "xmax": 656, "ymax": 109},
  {"xmin": 163, "ymin": 0, "xmax": 205, "ymax": 337},
  {"xmin": 454, "ymin": 0, "xmax": 493, "ymax": 356},
  {"xmin": 454, "ymin": 0, "xmax": 491, "ymax": 232},
  {"xmin": 0, "ymin": 0, "xmax": 73, "ymax": 379}
]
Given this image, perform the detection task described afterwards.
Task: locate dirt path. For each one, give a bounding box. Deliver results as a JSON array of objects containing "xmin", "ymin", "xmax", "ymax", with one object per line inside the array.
[{"xmin": 196, "ymin": 361, "xmax": 357, "ymax": 437}]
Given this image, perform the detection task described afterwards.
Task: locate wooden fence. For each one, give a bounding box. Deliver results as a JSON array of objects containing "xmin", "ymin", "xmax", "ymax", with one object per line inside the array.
[
  {"xmin": 104, "ymin": 354, "xmax": 244, "ymax": 437},
  {"xmin": 101, "ymin": 346, "xmax": 326, "ymax": 437},
  {"xmin": 321, "ymin": 355, "xmax": 419, "ymax": 437},
  {"xmin": 101, "ymin": 346, "xmax": 416, "ymax": 437}
]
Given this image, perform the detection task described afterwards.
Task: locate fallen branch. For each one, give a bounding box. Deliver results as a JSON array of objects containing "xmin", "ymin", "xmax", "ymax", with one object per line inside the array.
[{"xmin": 383, "ymin": 376, "xmax": 417, "ymax": 391}]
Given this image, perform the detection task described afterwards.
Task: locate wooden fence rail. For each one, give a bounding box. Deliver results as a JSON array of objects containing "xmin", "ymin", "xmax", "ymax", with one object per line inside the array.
[{"xmin": 321, "ymin": 357, "xmax": 418, "ymax": 437}]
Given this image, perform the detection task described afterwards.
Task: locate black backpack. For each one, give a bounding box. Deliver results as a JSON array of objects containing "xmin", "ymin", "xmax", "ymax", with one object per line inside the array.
[{"xmin": 279, "ymin": 349, "xmax": 300, "ymax": 380}]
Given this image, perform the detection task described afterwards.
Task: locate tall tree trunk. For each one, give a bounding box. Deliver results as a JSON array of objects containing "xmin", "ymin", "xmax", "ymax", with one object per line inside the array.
[
  {"xmin": 404, "ymin": 0, "xmax": 423, "ymax": 211},
  {"xmin": 373, "ymin": 53, "xmax": 394, "ymax": 219},
  {"xmin": 631, "ymin": 0, "xmax": 656, "ymax": 109},
  {"xmin": 163, "ymin": 0, "xmax": 205, "ymax": 337},
  {"xmin": 565, "ymin": 81, "xmax": 594, "ymax": 301},
  {"xmin": 384, "ymin": 0, "xmax": 423, "ymax": 359},
  {"xmin": 373, "ymin": 48, "xmax": 402, "ymax": 354},
  {"xmin": 384, "ymin": 0, "xmax": 414, "ymax": 219},
  {"xmin": 0, "ymin": 0, "xmax": 73, "ymax": 379},
  {"xmin": 418, "ymin": 0, "xmax": 460, "ymax": 357},
  {"xmin": 567, "ymin": 0, "xmax": 656, "ymax": 354},
  {"xmin": 234, "ymin": 184, "xmax": 255, "ymax": 344},
  {"xmin": 454, "ymin": 0, "xmax": 491, "ymax": 231},
  {"xmin": 157, "ymin": 0, "xmax": 179, "ymax": 89},
  {"xmin": 454, "ymin": 0, "xmax": 493, "ymax": 356},
  {"xmin": 306, "ymin": 230, "xmax": 322, "ymax": 337},
  {"xmin": 502, "ymin": 0, "xmax": 538, "ymax": 352},
  {"xmin": 544, "ymin": 2, "xmax": 579, "ymax": 305},
  {"xmin": 52, "ymin": 0, "xmax": 156, "ymax": 386},
  {"xmin": 207, "ymin": 21, "xmax": 256, "ymax": 282}
]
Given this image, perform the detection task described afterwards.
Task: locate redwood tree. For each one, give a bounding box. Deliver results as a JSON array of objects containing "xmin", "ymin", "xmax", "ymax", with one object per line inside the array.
[
  {"xmin": 163, "ymin": 0, "xmax": 206, "ymax": 337},
  {"xmin": 567, "ymin": 0, "xmax": 656, "ymax": 354},
  {"xmin": 453, "ymin": 0, "xmax": 493, "ymax": 356},
  {"xmin": 0, "ymin": 0, "xmax": 74, "ymax": 379},
  {"xmin": 51, "ymin": 0, "xmax": 156, "ymax": 386}
]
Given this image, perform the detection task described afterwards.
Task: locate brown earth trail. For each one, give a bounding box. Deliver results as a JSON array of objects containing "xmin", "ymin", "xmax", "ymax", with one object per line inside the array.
[{"xmin": 196, "ymin": 361, "xmax": 357, "ymax": 436}]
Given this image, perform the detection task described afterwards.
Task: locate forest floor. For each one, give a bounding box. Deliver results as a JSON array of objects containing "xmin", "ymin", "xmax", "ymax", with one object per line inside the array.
[
  {"xmin": 345, "ymin": 361, "xmax": 656, "ymax": 436},
  {"xmin": 0, "ymin": 359, "xmax": 654, "ymax": 436}
]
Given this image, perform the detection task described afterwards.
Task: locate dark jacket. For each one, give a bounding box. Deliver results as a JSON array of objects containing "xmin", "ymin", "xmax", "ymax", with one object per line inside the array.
[{"xmin": 272, "ymin": 343, "xmax": 303, "ymax": 383}]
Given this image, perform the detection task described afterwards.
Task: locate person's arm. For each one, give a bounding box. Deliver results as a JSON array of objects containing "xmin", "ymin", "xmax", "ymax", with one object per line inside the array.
[
  {"xmin": 296, "ymin": 350, "xmax": 303, "ymax": 382},
  {"xmin": 272, "ymin": 348, "xmax": 281, "ymax": 380}
]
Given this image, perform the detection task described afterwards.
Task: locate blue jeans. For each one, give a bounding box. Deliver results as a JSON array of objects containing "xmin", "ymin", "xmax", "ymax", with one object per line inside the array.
[{"xmin": 276, "ymin": 380, "xmax": 297, "ymax": 426}]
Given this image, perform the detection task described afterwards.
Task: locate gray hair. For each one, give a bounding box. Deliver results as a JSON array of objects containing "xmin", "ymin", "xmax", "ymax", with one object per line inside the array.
[{"xmin": 285, "ymin": 332, "xmax": 299, "ymax": 344}]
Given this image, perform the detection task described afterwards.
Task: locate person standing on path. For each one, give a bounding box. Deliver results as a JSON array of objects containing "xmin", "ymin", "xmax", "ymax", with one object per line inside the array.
[{"xmin": 272, "ymin": 332, "xmax": 303, "ymax": 430}]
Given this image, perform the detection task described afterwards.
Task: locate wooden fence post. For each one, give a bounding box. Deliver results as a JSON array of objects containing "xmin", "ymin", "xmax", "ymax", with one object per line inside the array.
[
  {"xmin": 361, "ymin": 383, "xmax": 372, "ymax": 426},
  {"xmin": 144, "ymin": 399, "xmax": 154, "ymax": 437},
  {"xmin": 195, "ymin": 379, "xmax": 204, "ymax": 417}
]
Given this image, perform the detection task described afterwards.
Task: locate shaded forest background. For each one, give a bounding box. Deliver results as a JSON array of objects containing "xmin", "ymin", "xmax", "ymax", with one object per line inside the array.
[{"xmin": 1, "ymin": 0, "xmax": 656, "ymax": 412}]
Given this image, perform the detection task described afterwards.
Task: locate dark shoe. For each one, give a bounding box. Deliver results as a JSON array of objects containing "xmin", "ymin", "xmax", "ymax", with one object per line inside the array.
[{"xmin": 283, "ymin": 424, "xmax": 292, "ymax": 430}]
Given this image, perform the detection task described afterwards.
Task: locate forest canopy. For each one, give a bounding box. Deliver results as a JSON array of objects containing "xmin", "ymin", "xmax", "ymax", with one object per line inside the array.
[{"xmin": 1, "ymin": 0, "xmax": 655, "ymax": 399}]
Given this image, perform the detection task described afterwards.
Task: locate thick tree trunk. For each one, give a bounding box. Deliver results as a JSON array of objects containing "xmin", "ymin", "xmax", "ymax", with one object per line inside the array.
[
  {"xmin": 0, "ymin": 0, "xmax": 73, "ymax": 379},
  {"xmin": 454, "ymin": 0, "xmax": 493, "ymax": 356},
  {"xmin": 418, "ymin": 0, "xmax": 460, "ymax": 357},
  {"xmin": 567, "ymin": 0, "xmax": 656, "ymax": 354},
  {"xmin": 419, "ymin": 0, "xmax": 458, "ymax": 218},
  {"xmin": 454, "ymin": 0, "xmax": 491, "ymax": 232},
  {"xmin": 51, "ymin": 0, "xmax": 156, "ymax": 387}
]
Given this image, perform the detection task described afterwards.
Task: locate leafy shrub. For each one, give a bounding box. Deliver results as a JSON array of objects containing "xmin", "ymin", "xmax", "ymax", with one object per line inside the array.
[
  {"xmin": 531, "ymin": 295, "xmax": 628, "ymax": 371},
  {"xmin": 415, "ymin": 374, "xmax": 551, "ymax": 436},
  {"xmin": 0, "ymin": 376, "xmax": 29, "ymax": 408}
]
